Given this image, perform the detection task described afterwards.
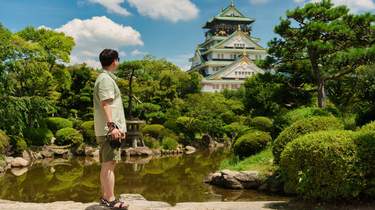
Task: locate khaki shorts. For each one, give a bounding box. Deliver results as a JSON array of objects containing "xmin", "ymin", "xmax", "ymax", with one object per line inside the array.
[{"xmin": 96, "ymin": 136, "xmax": 121, "ymax": 163}]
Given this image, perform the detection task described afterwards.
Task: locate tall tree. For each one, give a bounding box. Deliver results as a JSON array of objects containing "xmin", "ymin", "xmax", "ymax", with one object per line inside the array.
[{"xmin": 269, "ymin": 0, "xmax": 375, "ymax": 107}]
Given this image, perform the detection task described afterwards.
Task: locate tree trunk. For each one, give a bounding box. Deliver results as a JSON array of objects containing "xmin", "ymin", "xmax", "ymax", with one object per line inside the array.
[
  {"xmin": 317, "ymin": 79, "xmax": 326, "ymax": 108},
  {"xmin": 308, "ymin": 48, "xmax": 326, "ymax": 108}
]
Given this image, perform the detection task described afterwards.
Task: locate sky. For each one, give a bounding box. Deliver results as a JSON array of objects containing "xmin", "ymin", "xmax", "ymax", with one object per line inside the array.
[{"xmin": 0, "ymin": 0, "xmax": 374, "ymax": 70}]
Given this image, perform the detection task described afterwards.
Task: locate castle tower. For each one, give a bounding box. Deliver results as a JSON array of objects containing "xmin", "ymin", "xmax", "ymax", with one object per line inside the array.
[{"xmin": 188, "ymin": 1, "xmax": 267, "ymax": 92}]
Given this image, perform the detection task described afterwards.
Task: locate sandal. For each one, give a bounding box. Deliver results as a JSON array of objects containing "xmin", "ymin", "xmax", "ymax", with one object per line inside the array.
[{"xmin": 100, "ymin": 197, "xmax": 129, "ymax": 209}]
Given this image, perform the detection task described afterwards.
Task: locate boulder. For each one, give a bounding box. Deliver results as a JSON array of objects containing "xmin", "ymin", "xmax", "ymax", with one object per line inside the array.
[
  {"xmin": 85, "ymin": 146, "xmax": 99, "ymax": 157},
  {"xmin": 185, "ymin": 146, "xmax": 196, "ymax": 154},
  {"xmin": 11, "ymin": 167, "xmax": 28, "ymax": 176},
  {"xmin": 205, "ymin": 170, "xmax": 262, "ymax": 190},
  {"xmin": 124, "ymin": 147, "xmax": 153, "ymax": 156},
  {"xmin": 10, "ymin": 157, "xmax": 29, "ymax": 168}
]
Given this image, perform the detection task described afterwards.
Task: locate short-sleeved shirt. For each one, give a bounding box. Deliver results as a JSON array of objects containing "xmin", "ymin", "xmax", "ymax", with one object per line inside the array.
[{"xmin": 93, "ymin": 70, "xmax": 127, "ymax": 137}]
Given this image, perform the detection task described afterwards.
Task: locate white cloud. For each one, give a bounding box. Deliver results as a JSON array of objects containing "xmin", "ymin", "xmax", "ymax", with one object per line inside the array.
[
  {"xmin": 131, "ymin": 49, "xmax": 147, "ymax": 57},
  {"xmin": 127, "ymin": 0, "xmax": 199, "ymax": 22},
  {"xmin": 295, "ymin": 0, "xmax": 375, "ymax": 12},
  {"xmin": 56, "ymin": 16, "xmax": 143, "ymax": 68},
  {"xmin": 88, "ymin": 0, "xmax": 131, "ymax": 16},
  {"xmin": 250, "ymin": 0, "xmax": 270, "ymax": 5},
  {"xmin": 167, "ymin": 53, "xmax": 193, "ymax": 71}
]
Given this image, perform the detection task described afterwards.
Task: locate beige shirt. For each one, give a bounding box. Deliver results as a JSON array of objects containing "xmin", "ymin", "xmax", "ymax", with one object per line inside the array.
[{"xmin": 93, "ymin": 70, "xmax": 127, "ymax": 137}]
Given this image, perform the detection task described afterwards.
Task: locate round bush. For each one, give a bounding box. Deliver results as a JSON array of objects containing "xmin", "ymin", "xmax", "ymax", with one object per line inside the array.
[
  {"xmin": 359, "ymin": 121, "xmax": 375, "ymax": 132},
  {"xmin": 144, "ymin": 136, "xmax": 160, "ymax": 149},
  {"xmin": 275, "ymin": 107, "xmax": 332, "ymax": 131},
  {"xmin": 161, "ymin": 137, "xmax": 178, "ymax": 150},
  {"xmin": 0, "ymin": 130, "xmax": 10, "ymax": 154},
  {"xmin": 142, "ymin": 124, "xmax": 166, "ymax": 139},
  {"xmin": 10, "ymin": 136, "xmax": 28, "ymax": 154},
  {"xmin": 55, "ymin": 128, "xmax": 83, "ymax": 146},
  {"xmin": 233, "ymin": 131, "xmax": 271, "ymax": 159},
  {"xmin": 273, "ymin": 116, "xmax": 343, "ymax": 164},
  {"xmin": 46, "ymin": 117, "xmax": 73, "ymax": 133},
  {"xmin": 280, "ymin": 130, "xmax": 363, "ymax": 200},
  {"xmin": 23, "ymin": 127, "xmax": 53, "ymax": 146},
  {"xmin": 80, "ymin": 121, "xmax": 96, "ymax": 145},
  {"xmin": 250, "ymin": 116, "xmax": 273, "ymax": 132}
]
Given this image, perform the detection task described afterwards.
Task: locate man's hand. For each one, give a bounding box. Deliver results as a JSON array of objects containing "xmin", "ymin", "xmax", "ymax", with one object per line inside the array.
[{"xmin": 111, "ymin": 128, "xmax": 122, "ymax": 140}]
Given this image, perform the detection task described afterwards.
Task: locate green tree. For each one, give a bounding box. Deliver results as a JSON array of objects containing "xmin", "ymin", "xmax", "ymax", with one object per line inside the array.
[{"xmin": 269, "ymin": 0, "xmax": 375, "ymax": 108}]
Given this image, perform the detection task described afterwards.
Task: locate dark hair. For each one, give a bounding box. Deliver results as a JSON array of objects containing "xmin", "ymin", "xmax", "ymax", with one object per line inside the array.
[{"xmin": 99, "ymin": 49, "xmax": 119, "ymax": 68}]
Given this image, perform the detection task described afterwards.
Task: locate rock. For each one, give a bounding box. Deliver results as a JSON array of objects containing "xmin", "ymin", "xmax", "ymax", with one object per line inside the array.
[
  {"xmin": 10, "ymin": 157, "xmax": 29, "ymax": 168},
  {"xmin": 124, "ymin": 147, "xmax": 153, "ymax": 156},
  {"xmin": 5, "ymin": 156, "xmax": 14, "ymax": 164},
  {"xmin": 185, "ymin": 146, "xmax": 196, "ymax": 154},
  {"xmin": 205, "ymin": 170, "xmax": 262, "ymax": 190},
  {"xmin": 11, "ymin": 167, "xmax": 28, "ymax": 176},
  {"xmin": 85, "ymin": 146, "xmax": 99, "ymax": 157},
  {"xmin": 40, "ymin": 149, "xmax": 53, "ymax": 158}
]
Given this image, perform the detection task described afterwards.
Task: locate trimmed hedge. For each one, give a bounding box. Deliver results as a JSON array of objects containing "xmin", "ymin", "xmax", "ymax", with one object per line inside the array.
[
  {"xmin": 144, "ymin": 136, "xmax": 160, "ymax": 149},
  {"xmin": 280, "ymin": 130, "xmax": 363, "ymax": 200},
  {"xmin": 273, "ymin": 116, "xmax": 343, "ymax": 164},
  {"xmin": 161, "ymin": 137, "xmax": 178, "ymax": 150},
  {"xmin": 46, "ymin": 117, "xmax": 73, "ymax": 133},
  {"xmin": 142, "ymin": 124, "xmax": 166, "ymax": 139},
  {"xmin": 23, "ymin": 127, "xmax": 53, "ymax": 146},
  {"xmin": 233, "ymin": 131, "xmax": 271, "ymax": 159},
  {"xmin": 250, "ymin": 116, "xmax": 273, "ymax": 132},
  {"xmin": 80, "ymin": 121, "xmax": 96, "ymax": 145},
  {"xmin": 55, "ymin": 128, "xmax": 83, "ymax": 146},
  {"xmin": 359, "ymin": 121, "xmax": 375, "ymax": 132},
  {"xmin": 0, "ymin": 130, "xmax": 10, "ymax": 154},
  {"xmin": 10, "ymin": 136, "xmax": 28, "ymax": 154},
  {"xmin": 275, "ymin": 107, "xmax": 332, "ymax": 131}
]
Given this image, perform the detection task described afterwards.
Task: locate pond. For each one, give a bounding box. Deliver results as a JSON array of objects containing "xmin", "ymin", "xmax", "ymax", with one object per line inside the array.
[{"xmin": 0, "ymin": 149, "xmax": 287, "ymax": 205}]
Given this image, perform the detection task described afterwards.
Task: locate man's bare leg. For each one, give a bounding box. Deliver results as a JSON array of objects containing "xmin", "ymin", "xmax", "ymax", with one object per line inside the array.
[{"xmin": 101, "ymin": 161, "xmax": 116, "ymax": 200}]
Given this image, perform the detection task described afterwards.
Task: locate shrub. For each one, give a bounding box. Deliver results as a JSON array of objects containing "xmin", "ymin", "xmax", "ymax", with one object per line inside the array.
[
  {"xmin": 233, "ymin": 131, "xmax": 271, "ymax": 159},
  {"xmin": 10, "ymin": 136, "xmax": 28, "ymax": 154},
  {"xmin": 353, "ymin": 130, "xmax": 375, "ymax": 197},
  {"xmin": 275, "ymin": 107, "xmax": 332, "ymax": 131},
  {"xmin": 280, "ymin": 130, "xmax": 363, "ymax": 200},
  {"xmin": 144, "ymin": 136, "xmax": 160, "ymax": 149},
  {"xmin": 142, "ymin": 124, "xmax": 166, "ymax": 139},
  {"xmin": 250, "ymin": 116, "xmax": 273, "ymax": 132},
  {"xmin": 0, "ymin": 130, "xmax": 10, "ymax": 154},
  {"xmin": 46, "ymin": 117, "xmax": 73, "ymax": 133},
  {"xmin": 55, "ymin": 128, "xmax": 83, "ymax": 146},
  {"xmin": 223, "ymin": 122, "xmax": 250, "ymax": 138},
  {"xmin": 359, "ymin": 121, "xmax": 375, "ymax": 132},
  {"xmin": 273, "ymin": 116, "xmax": 343, "ymax": 164},
  {"xmin": 80, "ymin": 121, "xmax": 96, "ymax": 145},
  {"xmin": 23, "ymin": 127, "xmax": 53, "ymax": 146},
  {"xmin": 161, "ymin": 137, "xmax": 178, "ymax": 150}
]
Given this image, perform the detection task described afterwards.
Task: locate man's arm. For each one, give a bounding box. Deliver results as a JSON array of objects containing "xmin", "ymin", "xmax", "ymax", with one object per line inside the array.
[{"xmin": 101, "ymin": 98, "xmax": 122, "ymax": 140}]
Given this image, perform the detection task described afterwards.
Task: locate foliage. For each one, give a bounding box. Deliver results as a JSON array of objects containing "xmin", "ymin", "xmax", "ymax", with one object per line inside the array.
[
  {"xmin": 359, "ymin": 121, "xmax": 375, "ymax": 132},
  {"xmin": 243, "ymin": 73, "xmax": 312, "ymax": 116},
  {"xmin": 0, "ymin": 96, "xmax": 55, "ymax": 136},
  {"xmin": 161, "ymin": 137, "xmax": 179, "ymax": 150},
  {"xmin": 80, "ymin": 121, "xmax": 96, "ymax": 145},
  {"xmin": 55, "ymin": 128, "xmax": 83, "ymax": 146},
  {"xmin": 143, "ymin": 136, "xmax": 160, "ymax": 149},
  {"xmin": 23, "ymin": 127, "xmax": 53, "ymax": 146},
  {"xmin": 250, "ymin": 116, "xmax": 273, "ymax": 132},
  {"xmin": 280, "ymin": 130, "xmax": 363, "ymax": 200},
  {"xmin": 141, "ymin": 124, "xmax": 167, "ymax": 139},
  {"xmin": 46, "ymin": 117, "xmax": 73, "ymax": 133},
  {"xmin": 223, "ymin": 122, "xmax": 251, "ymax": 139},
  {"xmin": 220, "ymin": 147, "xmax": 274, "ymax": 173},
  {"xmin": 0, "ymin": 130, "xmax": 10, "ymax": 154},
  {"xmin": 273, "ymin": 116, "xmax": 343, "ymax": 164},
  {"xmin": 233, "ymin": 131, "xmax": 272, "ymax": 159},
  {"xmin": 268, "ymin": 0, "xmax": 375, "ymax": 108},
  {"xmin": 10, "ymin": 136, "xmax": 27, "ymax": 154}
]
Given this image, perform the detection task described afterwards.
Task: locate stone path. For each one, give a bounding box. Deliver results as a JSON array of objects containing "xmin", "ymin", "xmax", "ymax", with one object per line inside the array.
[{"xmin": 0, "ymin": 194, "xmax": 286, "ymax": 210}]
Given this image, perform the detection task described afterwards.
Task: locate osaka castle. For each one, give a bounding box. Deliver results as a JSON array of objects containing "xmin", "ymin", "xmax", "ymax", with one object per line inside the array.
[{"xmin": 188, "ymin": 1, "xmax": 267, "ymax": 92}]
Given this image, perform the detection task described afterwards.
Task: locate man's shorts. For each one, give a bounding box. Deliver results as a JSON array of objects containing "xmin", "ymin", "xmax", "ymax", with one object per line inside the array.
[{"xmin": 96, "ymin": 136, "xmax": 121, "ymax": 163}]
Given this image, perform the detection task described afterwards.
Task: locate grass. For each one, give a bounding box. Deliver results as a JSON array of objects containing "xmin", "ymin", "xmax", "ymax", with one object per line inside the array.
[{"xmin": 219, "ymin": 147, "xmax": 275, "ymax": 173}]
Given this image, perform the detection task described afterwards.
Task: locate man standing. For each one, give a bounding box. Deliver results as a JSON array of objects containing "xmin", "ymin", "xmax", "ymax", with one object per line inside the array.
[{"xmin": 94, "ymin": 49, "xmax": 128, "ymax": 209}]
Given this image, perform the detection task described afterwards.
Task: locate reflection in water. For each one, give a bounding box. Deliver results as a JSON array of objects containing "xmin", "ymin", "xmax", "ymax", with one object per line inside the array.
[{"xmin": 0, "ymin": 149, "xmax": 287, "ymax": 205}]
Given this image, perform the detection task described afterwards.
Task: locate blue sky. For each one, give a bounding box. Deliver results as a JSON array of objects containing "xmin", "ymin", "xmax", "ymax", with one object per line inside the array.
[{"xmin": 0, "ymin": 0, "xmax": 374, "ymax": 69}]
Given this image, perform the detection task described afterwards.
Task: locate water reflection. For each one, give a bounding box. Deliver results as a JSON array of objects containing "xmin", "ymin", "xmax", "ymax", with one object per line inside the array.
[{"xmin": 0, "ymin": 149, "xmax": 287, "ymax": 204}]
